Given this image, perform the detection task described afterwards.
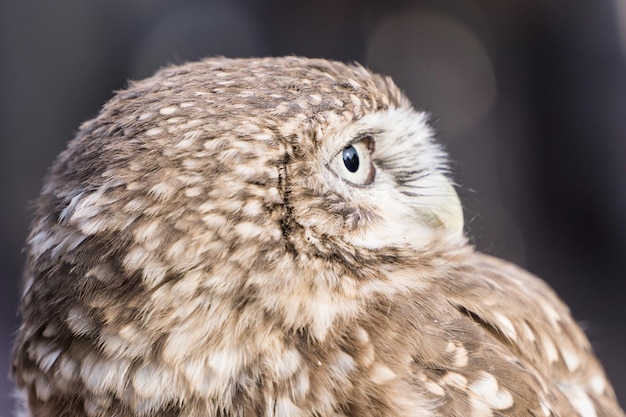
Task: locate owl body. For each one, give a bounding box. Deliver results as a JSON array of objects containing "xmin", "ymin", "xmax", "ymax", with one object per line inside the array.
[{"xmin": 12, "ymin": 57, "xmax": 624, "ymax": 417}]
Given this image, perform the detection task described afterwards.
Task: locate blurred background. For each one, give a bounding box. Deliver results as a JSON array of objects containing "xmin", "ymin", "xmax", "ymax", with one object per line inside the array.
[{"xmin": 1, "ymin": 0, "xmax": 625, "ymax": 413}]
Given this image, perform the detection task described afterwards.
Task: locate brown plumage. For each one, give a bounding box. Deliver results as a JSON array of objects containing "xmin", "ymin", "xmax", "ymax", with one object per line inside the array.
[{"xmin": 12, "ymin": 57, "xmax": 624, "ymax": 417}]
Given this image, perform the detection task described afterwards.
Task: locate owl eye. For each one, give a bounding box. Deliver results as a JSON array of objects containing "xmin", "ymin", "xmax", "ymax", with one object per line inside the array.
[{"xmin": 332, "ymin": 136, "xmax": 375, "ymax": 186}]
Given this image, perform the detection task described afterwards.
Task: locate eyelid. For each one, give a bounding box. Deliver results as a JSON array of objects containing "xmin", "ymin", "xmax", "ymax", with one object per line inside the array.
[
  {"xmin": 330, "ymin": 135, "xmax": 376, "ymax": 186},
  {"xmin": 348, "ymin": 134, "xmax": 375, "ymax": 153}
]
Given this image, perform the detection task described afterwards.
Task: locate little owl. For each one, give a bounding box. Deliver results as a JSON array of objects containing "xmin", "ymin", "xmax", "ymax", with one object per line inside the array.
[{"xmin": 12, "ymin": 57, "xmax": 625, "ymax": 417}]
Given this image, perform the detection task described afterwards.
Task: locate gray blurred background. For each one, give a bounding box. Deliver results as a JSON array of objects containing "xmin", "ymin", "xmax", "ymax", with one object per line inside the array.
[{"xmin": 1, "ymin": 0, "xmax": 625, "ymax": 414}]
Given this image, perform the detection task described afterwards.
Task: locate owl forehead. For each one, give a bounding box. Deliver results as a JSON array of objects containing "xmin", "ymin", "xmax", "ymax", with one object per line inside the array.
[{"xmin": 123, "ymin": 57, "xmax": 404, "ymax": 129}]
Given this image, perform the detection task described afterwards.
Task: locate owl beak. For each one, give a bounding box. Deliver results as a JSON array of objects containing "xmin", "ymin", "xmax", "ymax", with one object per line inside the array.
[{"xmin": 419, "ymin": 175, "xmax": 465, "ymax": 237}]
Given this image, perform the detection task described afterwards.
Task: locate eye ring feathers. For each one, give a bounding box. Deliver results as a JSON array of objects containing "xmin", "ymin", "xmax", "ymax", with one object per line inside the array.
[{"xmin": 331, "ymin": 135, "xmax": 376, "ymax": 186}]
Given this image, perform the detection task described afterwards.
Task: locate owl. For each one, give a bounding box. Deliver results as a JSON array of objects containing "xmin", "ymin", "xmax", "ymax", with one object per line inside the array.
[{"xmin": 12, "ymin": 57, "xmax": 624, "ymax": 417}]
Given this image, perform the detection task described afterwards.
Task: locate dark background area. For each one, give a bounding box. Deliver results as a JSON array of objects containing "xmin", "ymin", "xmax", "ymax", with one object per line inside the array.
[{"xmin": 1, "ymin": 0, "xmax": 625, "ymax": 414}]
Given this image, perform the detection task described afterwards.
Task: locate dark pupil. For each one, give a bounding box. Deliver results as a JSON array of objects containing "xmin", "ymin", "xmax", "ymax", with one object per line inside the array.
[{"xmin": 342, "ymin": 145, "xmax": 359, "ymax": 173}]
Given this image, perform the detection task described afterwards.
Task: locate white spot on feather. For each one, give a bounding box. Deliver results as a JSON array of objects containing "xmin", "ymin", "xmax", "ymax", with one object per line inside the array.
[
  {"xmin": 370, "ymin": 365, "xmax": 396, "ymax": 384},
  {"xmin": 67, "ymin": 306, "xmax": 95, "ymax": 335},
  {"xmin": 336, "ymin": 351, "xmax": 354, "ymax": 370},
  {"xmin": 520, "ymin": 321, "xmax": 536, "ymax": 343},
  {"xmin": 181, "ymin": 357, "xmax": 211, "ymax": 393},
  {"xmin": 540, "ymin": 333, "xmax": 559, "ymax": 363},
  {"xmin": 79, "ymin": 217, "xmax": 111, "ymax": 235},
  {"xmin": 208, "ymin": 349, "xmax": 244, "ymax": 380},
  {"xmin": 36, "ymin": 347, "xmax": 62, "ymax": 372},
  {"xmin": 234, "ymin": 221, "xmax": 267, "ymax": 240},
  {"xmin": 133, "ymin": 362, "xmax": 179, "ymax": 401},
  {"xmin": 58, "ymin": 355, "xmax": 79, "ymax": 381},
  {"xmin": 540, "ymin": 401, "xmax": 551, "ymax": 416},
  {"xmin": 589, "ymin": 373, "xmax": 607, "ymax": 395},
  {"xmin": 29, "ymin": 230, "xmax": 69, "ymax": 260},
  {"xmin": 560, "ymin": 345, "xmax": 581, "ymax": 372},
  {"xmin": 291, "ymin": 369, "xmax": 311, "ymax": 400},
  {"xmin": 446, "ymin": 341, "xmax": 469, "ymax": 367},
  {"xmin": 146, "ymin": 127, "xmax": 163, "ymax": 136},
  {"xmin": 58, "ymin": 192, "xmax": 85, "ymax": 221},
  {"xmin": 34, "ymin": 377, "xmax": 53, "ymax": 401},
  {"xmin": 141, "ymin": 260, "xmax": 168, "ymax": 288},
  {"xmin": 148, "ymin": 182, "xmax": 176, "ymax": 201},
  {"xmin": 274, "ymin": 396, "xmax": 303, "ymax": 417},
  {"xmin": 469, "ymin": 371, "xmax": 514, "ymax": 411},
  {"xmin": 180, "ymin": 118, "xmax": 203, "ymax": 129},
  {"xmin": 80, "ymin": 354, "xmax": 131, "ymax": 395},
  {"xmin": 269, "ymin": 349, "xmax": 302, "ymax": 380},
  {"xmin": 423, "ymin": 379, "xmax": 445, "ymax": 396},
  {"xmin": 559, "ymin": 383, "xmax": 597, "ymax": 417},
  {"xmin": 542, "ymin": 302, "xmax": 562, "ymax": 330},
  {"xmin": 135, "ymin": 220, "xmax": 162, "ymax": 245},
  {"xmin": 22, "ymin": 277, "xmax": 34, "ymax": 297},
  {"xmin": 355, "ymin": 326, "xmax": 370, "ymax": 344},
  {"xmin": 118, "ymin": 324, "xmax": 140, "ymax": 340},
  {"xmin": 42, "ymin": 323, "xmax": 59, "ymax": 338},
  {"xmin": 176, "ymin": 129, "xmax": 202, "ymax": 148},
  {"xmin": 185, "ymin": 187, "xmax": 204, "ymax": 198},
  {"xmin": 494, "ymin": 312, "xmax": 517, "ymax": 341},
  {"xmin": 159, "ymin": 106, "xmax": 177, "ymax": 115},
  {"xmin": 309, "ymin": 93, "xmax": 323, "ymax": 104},
  {"xmin": 123, "ymin": 247, "xmax": 151, "ymax": 271},
  {"xmin": 440, "ymin": 372, "xmax": 468, "ymax": 389},
  {"xmin": 361, "ymin": 344, "xmax": 375, "ymax": 366},
  {"xmin": 124, "ymin": 197, "xmax": 147, "ymax": 213}
]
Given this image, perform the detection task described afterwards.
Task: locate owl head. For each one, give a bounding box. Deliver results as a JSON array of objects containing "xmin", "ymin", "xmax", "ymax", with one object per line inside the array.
[{"xmin": 13, "ymin": 57, "xmax": 467, "ymax": 416}]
